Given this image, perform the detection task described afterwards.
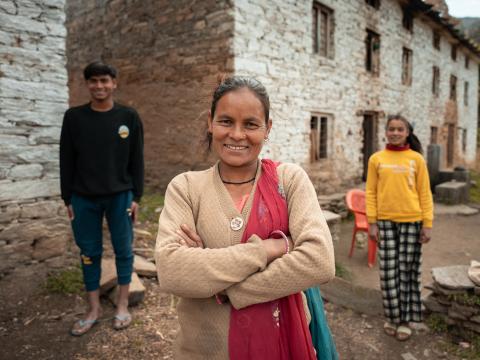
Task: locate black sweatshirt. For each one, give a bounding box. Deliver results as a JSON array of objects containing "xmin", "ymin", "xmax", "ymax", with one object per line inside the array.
[{"xmin": 60, "ymin": 103, "xmax": 144, "ymax": 205}]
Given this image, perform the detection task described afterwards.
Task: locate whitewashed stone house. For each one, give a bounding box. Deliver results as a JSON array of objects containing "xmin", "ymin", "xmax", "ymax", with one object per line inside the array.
[
  {"xmin": 67, "ymin": 0, "xmax": 479, "ymax": 193},
  {"xmin": 235, "ymin": 0, "xmax": 479, "ymax": 186},
  {"xmin": 0, "ymin": 0, "xmax": 70, "ymax": 274}
]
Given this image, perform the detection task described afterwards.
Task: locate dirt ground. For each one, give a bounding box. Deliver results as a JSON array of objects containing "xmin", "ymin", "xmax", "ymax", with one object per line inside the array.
[
  {"xmin": 335, "ymin": 211, "xmax": 480, "ymax": 294},
  {"xmin": 0, "ymin": 212, "xmax": 478, "ymax": 360}
]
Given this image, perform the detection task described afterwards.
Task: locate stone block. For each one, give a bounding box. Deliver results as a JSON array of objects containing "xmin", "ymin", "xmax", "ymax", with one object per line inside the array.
[
  {"xmin": 0, "ymin": 204, "xmax": 21, "ymax": 223},
  {"xmin": 323, "ymin": 210, "xmax": 341, "ymax": 243},
  {"xmin": 435, "ymin": 181, "xmax": 469, "ymax": 204},
  {"xmin": 8, "ymin": 164, "xmax": 43, "ymax": 180},
  {"xmin": 109, "ymin": 272, "xmax": 145, "ymax": 306},
  {"xmin": 20, "ymin": 200, "xmax": 60, "ymax": 219},
  {"xmin": 432, "ymin": 266, "xmax": 475, "ymax": 290},
  {"xmin": 471, "ymin": 315, "xmax": 480, "ymax": 324},
  {"xmin": 464, "ymin": 321, "xmax": 480, "ymax": 334},
  {"xmin": 422, "ymin": 294, "xmax": 449, "ymax": 314},
  {"xmin": 133, "ymin": 255, "xmax": 157, "ymax": 277},
  {"xmin": 32, "ymin": 234, "xmax": 67, "ymax": 261},
  {"xmin": 438, "ymin": 170, "xmax": 454, "ymax": 184},
  {"xmin": 450, "ymin": 302, "xmax": 478, "ymax": 318},
  {"xmin": 0, "ymin": 179, "xmax": 59, "ymax": 202},
  {"xmin": 99, "ymin": 258, "xmax": 117, "ymax": 294}
]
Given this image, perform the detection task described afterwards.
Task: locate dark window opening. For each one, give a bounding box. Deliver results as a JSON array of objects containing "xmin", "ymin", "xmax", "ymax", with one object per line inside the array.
[
  {"xmin": 402, "ymin": 7, "xmax": 414, "ymax": 32},
  {"xmin": 432, "ymin": 66, "xmax": 440, "ymax": 97},
  {"xmin": 433, "ymin": 30, "xmax": 440, "ymax": 50},
  {"xmin": 450, "ymin": 75, "xmax": 457, "ymax": 101},
  {"xmin": 465, "ymin": 56, "xmax": 470, "ymax": 69},
  {"xmin": 462, "ymin": 129, "xmax": 467, "ymax": 152},
  {"xmin": 402, "ymin": 47, "xmax": 413, "ymax": 86},
  {"xmin": 366, "ymin": 0, "xmax": 380, "ymax": 9},
  {"xmin": 310, "ymin": 115, "xmax": 329, "ymax": 161},
  {"xmin": 366, "ymin": 29, "xmax": 380, "ymax": 75},
  {"xmin": 464, "ymin": 81, "xmax": 469, "ymax": 106},
  {"xmin": 451, "ymin": 44, "xmax": 457, "ymax": 61},
  {"xmin": 430, "ymin": 126, "xmax": 438, "ymax": 145},
  {"xmin": 313, "ymin": 2, "xmax": 334, "ymax": 58}
]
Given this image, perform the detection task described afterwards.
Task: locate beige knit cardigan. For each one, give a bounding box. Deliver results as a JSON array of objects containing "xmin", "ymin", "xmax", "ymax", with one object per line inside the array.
[{"xmin": 155, "ymin": 161, "xmax": 335, "ymax": 359}]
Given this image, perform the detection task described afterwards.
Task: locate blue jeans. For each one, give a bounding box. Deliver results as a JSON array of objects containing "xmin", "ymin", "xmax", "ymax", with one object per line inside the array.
[{"xmin": 71, "ymin": 191, "xmax": 134, "ymax": 292}]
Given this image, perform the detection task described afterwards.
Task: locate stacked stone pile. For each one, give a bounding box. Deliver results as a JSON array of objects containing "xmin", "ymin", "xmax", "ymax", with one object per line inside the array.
[
  {"xmin": 318, "ymin": 193, "xmax": 348, "ymax": 219},
  {"xmin": 423, "ymin": 265, "xmax": 480, "ymax": 334}
]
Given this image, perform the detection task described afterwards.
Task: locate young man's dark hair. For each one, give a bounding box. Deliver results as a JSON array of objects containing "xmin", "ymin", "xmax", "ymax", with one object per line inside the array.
[{"xmin": 83, "ymin": 61, "xmax": 117, "ymax": 80}]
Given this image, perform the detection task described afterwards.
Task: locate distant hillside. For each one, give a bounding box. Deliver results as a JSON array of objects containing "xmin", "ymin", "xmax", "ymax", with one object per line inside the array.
[{"xmin": 458, "ymin": 17, "xmax": 480, "ymax": 45}]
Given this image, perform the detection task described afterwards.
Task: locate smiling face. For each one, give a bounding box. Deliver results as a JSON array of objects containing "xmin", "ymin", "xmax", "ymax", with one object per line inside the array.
[
  {"xmin": 386, "ymin": 118, "xmax": 409, "ymax": 146},
  {"xmin": 208, "ymin": 87, "xmax": 272, "ymax": 169},
  {"xmin": 86, "ymin": 75, "xmax": 117, "ymax": 103}
]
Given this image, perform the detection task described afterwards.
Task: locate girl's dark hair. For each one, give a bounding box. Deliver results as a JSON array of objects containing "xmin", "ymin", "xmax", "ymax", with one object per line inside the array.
[
  {"xmin": 206, "ymin": 76, "xmax": 270, "ymax": 150},
  {"xmin": 83, "ymin": 61, "xmax": 117, "ymax": 80},
  {"xmin": 386, "ymin": 114, "xmax": 423, "ymax": 154}
]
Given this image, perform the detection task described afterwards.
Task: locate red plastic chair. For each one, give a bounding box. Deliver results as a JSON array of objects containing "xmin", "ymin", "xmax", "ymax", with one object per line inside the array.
[{"xmin": 345, "ymin": 189, "xmax": 377, "ymax": 268}]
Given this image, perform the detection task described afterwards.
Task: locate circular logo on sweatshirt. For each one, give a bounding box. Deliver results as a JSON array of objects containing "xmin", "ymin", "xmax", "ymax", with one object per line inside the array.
[{"xmin": 118, "ymin": 125, "xmax": 129, "ymax": 139}]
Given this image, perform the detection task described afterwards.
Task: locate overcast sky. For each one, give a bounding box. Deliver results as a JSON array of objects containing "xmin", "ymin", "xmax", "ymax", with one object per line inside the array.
[{"xmin": 444, "ymin": 0, "xmax": 480, "ymax": 18}]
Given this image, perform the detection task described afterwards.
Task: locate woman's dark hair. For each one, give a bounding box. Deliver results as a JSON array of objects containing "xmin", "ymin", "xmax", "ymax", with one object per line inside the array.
[
  {"xmin": 83, "ymin": 61, "xmax": 117, "ymax": 80},
  {"xmin": 386, "ymin": 114, "xmax": 423, "ymax": 154},
  {"xmin": 206, "ymin": 76, "xmax": 270, "ymax": 150}
]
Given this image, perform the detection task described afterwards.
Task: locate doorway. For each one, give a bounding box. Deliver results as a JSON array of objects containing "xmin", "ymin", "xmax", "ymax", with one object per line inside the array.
[
  {"xmin": 446, "ymin": 124, "xmax": 455, "ymax": 167},
  {"xmin": 362, "ymin": 113, "xmax": 378, "ymax": 180}
]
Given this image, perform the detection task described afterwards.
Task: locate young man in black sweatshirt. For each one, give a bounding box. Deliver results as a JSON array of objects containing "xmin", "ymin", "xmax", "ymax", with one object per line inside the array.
[{"xmin": 60, "ymin": 61, "xmax": 144, "ymax": 336}]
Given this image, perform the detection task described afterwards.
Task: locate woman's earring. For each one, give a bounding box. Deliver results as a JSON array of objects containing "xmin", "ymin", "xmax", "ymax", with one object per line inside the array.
[{"xmin": 264, "ymin": 137, "xmax": 269, "ymax": 143}]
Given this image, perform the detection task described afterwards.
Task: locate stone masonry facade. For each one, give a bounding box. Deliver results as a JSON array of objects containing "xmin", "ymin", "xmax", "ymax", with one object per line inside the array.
[
  {"xmin": 66, "ymin": 0, "xmax": 479, "ymax": 194},
  {"xmin": 234, "ymin": 0, "xmax": 480, "ymax": 187},
  {"xmin": 0, "ymin": 0, "xmax": 70, "ymax": 275},
  {"xmin": 66, "ymin": 0, "xmax": 235, "ymax": 190}
]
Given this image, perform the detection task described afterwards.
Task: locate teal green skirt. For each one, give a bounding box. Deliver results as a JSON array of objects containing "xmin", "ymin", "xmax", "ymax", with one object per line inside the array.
[{"xmin": 304, "ymin": 287, "xmax": 339, "ymax": 360}]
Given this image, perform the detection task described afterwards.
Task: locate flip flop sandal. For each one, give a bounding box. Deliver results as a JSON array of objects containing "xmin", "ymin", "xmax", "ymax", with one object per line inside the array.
[
  {"xmin": 113, "ymin": 313, "xmax": 132, "ymax": 330},
  {"xmin": 70, "ymin": 319, "xmax": 98, "ymax": 336},
  {"xmin": 396, "ymin": 325, "xmax": 412, "ymax": 341},
  {"xmin": 383, "ymin": 322, "xmax": 397, "ymax": 336}
]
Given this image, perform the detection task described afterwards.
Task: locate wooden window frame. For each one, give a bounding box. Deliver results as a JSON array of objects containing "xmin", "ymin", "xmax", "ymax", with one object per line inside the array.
[
  {"xmin": 313, "ymin": 2, "xmax": 334, "ymax": 59},
  {"xmin": 365, "ymin": 29, "xmax": 381, "ymax": 76},
  {"xmin": 432, "ymin": 66, "xmax": 440, "ymax": 97},
  {"xmin": 402, "ymin": 47, "xmax": 413, "ymax": 86},
  {"xmin": 310, "ymin": 114, "xmax": 332, "ymax": 162},
  {"xmin": 450, "ymin": 74, "xmax": 457, "ymax": 101}
]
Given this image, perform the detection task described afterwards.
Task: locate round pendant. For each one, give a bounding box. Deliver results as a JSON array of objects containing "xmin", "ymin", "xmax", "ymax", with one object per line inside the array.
[{"xmin": 230, "ymin": 216, "xmax": 244, "ymax": 231}]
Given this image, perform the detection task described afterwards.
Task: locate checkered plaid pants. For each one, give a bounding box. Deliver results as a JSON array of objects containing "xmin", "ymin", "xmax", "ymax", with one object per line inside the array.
[{"xmin": 377, "ymin": 220, "xmax": 423, "ymax": 324}]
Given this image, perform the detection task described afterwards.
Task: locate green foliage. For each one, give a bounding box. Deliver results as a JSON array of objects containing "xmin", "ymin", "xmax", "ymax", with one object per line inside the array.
[
  {"xmin": 44, "ymin": 266, "xmax": 84, "ymax": 295},
  {"xmin": 469, "ymin": 170, "xmax": 480, "ymax": 204},
  {"xmin": 138, "ymin": 187, "xmax": 164, "ymax": 224},
  {"xmin": 448, "ymin": 293, "xmax": 480, "ymax": 307},
  {"xmin": 438, "ymin": 333, "xmax": 480, "ymax": 360},
  {"xmin": 335, "ymin": 262, "xmax": 351, "ymax": 280},
  {"xmin": 426, "ymin": 313, "xmax": 448, "ymax": 333},
  {"xmin": 426, "ymin": 314, "xmax": 480, "ymax": 360}
]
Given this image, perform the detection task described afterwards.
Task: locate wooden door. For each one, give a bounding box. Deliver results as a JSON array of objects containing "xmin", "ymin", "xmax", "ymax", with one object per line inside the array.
[{"xmin": 362, "ymin": 114, "xmax": 378, "ymax": 181}]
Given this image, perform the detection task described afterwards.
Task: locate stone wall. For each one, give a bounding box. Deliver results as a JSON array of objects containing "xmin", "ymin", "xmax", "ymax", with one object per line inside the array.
[
  {"xmin": 424, "ymin": 266, "xmax": 480, "ymax": 335},
  {"xmin": 0, "ymin": 0, "xmax": 70, "ymax": 275},
  {"xmin": 233, "ymin": 0, "xmax": 479, "ymax": 191},
  {"xmin": 65, "ymin": 0, "xmax": 235, "ymax": 191}
]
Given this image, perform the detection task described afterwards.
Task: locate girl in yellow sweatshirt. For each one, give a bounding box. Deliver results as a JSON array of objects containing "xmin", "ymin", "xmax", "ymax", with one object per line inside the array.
[{"xmin": 366, "ymin": 114, "xmax": 433, "ymax": 341}]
